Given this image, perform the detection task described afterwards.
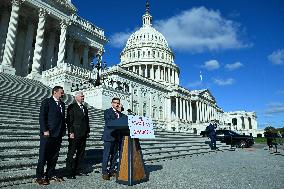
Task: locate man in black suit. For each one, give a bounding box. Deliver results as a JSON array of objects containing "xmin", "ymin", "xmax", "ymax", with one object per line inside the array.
[
  {"xmin": 35, "ymin": 86, "xmax": 66, "ymax": 185},
  {"xmin": 101, "ymin": 97, "xmax": 122, "ymax": 180},
  {"xmin": 66, "ymin": 91, "xmax": 90, "ymax": 179}
]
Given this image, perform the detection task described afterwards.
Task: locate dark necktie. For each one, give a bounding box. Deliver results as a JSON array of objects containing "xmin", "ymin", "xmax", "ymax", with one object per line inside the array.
[
  {"xmin": 115, "ymin": 111, "xmax": 119, "ymax": 118},
  {"xmin": 80, "ymin": 104, "xmax": 85, "ymax": 114}
]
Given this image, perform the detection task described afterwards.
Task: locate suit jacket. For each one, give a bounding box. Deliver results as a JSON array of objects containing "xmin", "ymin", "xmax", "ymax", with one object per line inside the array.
[
  {"xmin": 102, "ymin": 108, "xmax": 122, "ymax": 142},
  {"xmin": 208, "ymin": 123, "xmax": 217, "ymax": 137},
  {"xmin": 39, "ymin": 97, "xmax": 66, "ymax": 138},
  {"xmin": 66, "ymin": 103, "xmax": 90, "ymax": 138}
]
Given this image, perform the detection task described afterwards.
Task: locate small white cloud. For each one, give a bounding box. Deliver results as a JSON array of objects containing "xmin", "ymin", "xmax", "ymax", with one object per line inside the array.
[
  {"xmin": 225, "ymin": 61, "xmax": 243, "ymax": 71},
  {"xmin": 155, "ymin": 7, "xmax": 251, "ymax": 52},
  {"xmin": 265, "ymin": 102, "xmax": 284, "ymax": 114},
  {"xmin": 213, "ymin": 78, "xmax": 235, "ymax": 86},
  {"xmin": 109, "ymin": 31, "xmax": 133, "ymax": 48},
  {"xmin": 268, "ymin": 49, "xmax": 284, "ymax": 65},
  {"xmin": 202, "ymin": 60, "xmax": 220, "ymax": 71}
]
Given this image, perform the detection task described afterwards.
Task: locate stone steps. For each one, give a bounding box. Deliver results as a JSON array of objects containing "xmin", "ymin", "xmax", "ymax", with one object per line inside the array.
[{"xmin": 0, "ymin": 72, "xmax": 232, "ymax": 187}]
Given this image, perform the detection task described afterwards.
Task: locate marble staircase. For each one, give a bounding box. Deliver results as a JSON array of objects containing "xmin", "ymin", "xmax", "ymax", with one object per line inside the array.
[{"xmin": 0, "ymin": 73, "xmax": 232, "ymax": 187}]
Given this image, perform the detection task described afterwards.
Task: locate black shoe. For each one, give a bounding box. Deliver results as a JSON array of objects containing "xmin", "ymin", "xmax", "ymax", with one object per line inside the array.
[
  {"xmin": 66, "ymin": 175, "xmax": 76, "ymax": 179},
  {"xmin": 102, "ymin": 174, "xmax": 110, "ymax": 180}
]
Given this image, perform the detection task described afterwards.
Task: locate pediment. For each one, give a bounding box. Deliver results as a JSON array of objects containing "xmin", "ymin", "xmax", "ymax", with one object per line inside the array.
[
  {"xmin": 200, "ymin": 90, "xmax": 215, "ymax": 102},
  {"xmin": 44, "ymin": 0, "xmax": 77, "ymax": 13}
]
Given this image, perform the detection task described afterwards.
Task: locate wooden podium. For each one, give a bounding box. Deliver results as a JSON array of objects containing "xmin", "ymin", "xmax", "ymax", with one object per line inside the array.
[
  {"xmin": 107, "ymin": 116, "xmax": 147, "ymax": 185},
  {"xmin": 116, "ymin": 136, "xmax": 147, "ymax": 185}
]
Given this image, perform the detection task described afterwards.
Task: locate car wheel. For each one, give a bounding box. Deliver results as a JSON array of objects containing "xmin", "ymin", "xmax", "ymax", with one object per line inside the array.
[{"xmin": 239, "ymin": 140, "xmax": 247, "ymax": 148}]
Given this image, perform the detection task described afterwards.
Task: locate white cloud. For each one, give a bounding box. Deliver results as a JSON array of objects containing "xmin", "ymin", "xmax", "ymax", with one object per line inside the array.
[
  {"xmin": 155, "ymin": 7, "xmax": 250, "ymax": 52},
  {"xmin": 213, "ymin": 78, "xmax": 235, "ymax": 86},
  {"xmin": 265, "ymin": 102, "xmax": 284, "ymax": 114},
  {"xmin": 268, "ymin": 49, "xmax": 284, "ymax": 65},
  {"xmin": 225, "ymin": 61, "xmax": 243, "ymax": 71},
  {"xmin": 202, "ymin": 60, "xmax": 220, "ymax": 71},
  {"xmin": 109, "ymin": 7, "xmax": 251, "ymax": 52},
  {"xmin": 109, "ymin": 31, "xmax": 133, "ymax": 48}
]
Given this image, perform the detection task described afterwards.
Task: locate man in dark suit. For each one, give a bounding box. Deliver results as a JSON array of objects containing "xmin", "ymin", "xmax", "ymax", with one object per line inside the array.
[
  {"xmin": 207, "ymin": 120, "xmax": 217, "ymax": 150},
  {"xmin": 35, "ymin": 86, "xmax": 66, "ymax": 185},
  {"xmin": 66, "ymin": 91, "xmax": 90, "ymax": 179},
  {"xmin": 102, "ymin": 97, "xmax": 122, "ymax": 180}
]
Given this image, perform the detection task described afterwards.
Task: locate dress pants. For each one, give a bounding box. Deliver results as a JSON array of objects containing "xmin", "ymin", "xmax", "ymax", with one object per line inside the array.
[
  {"xmin": 36, "ymin": 136, "xmax": 62, "ymax": 179},
  {"xmin": 66, "ymin": 137, "xmax": 87, "ymax": 176},
  {"xmin": 102, "ymin": 141, "xmax": 119, "ymax": 175}
]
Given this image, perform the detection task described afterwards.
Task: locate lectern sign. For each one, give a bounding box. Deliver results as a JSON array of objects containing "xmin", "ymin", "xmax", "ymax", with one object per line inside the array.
[{"xmin": 128, "ymin": 115, "xmax": 155, "ymax": 139}]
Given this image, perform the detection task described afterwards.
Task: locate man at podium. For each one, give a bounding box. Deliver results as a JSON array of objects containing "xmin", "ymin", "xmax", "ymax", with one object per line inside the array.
[{"xmin": 101, "ymin": 97, "xmax": 123, "ymax": 180}]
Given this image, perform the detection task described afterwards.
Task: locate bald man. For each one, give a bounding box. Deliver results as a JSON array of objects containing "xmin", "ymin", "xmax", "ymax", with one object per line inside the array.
[{"xmin": 66, "ymin": 91, "xmax": 90, "ymax": 179}]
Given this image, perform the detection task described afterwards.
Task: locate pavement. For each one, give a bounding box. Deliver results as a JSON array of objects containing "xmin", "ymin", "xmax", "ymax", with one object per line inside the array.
[{"xmin": 5, "ymin": 145, "xmax": 284, "ymax": 189}]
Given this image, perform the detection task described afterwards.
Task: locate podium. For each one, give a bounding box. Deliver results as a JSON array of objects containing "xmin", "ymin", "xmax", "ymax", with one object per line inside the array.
[{"xmin": 107, "ymin": 115, "xmax": 147, "ymax": 185}]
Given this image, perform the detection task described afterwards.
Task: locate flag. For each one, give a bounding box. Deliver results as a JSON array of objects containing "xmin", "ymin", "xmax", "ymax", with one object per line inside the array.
[{"xmin": 200, "ymin": 71, "xmax": 203, "ymax": 82}]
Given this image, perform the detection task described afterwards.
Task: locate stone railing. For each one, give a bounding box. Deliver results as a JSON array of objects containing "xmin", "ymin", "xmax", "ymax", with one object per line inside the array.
[
  {"xmin": 70, "ymin": 14, "xmax": 105, "ymax": 38},
  {"xmin": 42, "ymin": 63, "xmax": 93, "ymax": 80}
]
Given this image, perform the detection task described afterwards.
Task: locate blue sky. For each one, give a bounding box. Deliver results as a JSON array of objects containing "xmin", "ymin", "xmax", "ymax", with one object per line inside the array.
[{"xmin": 71, "ymin": 0, "xmax": 284, "ymax": 129}]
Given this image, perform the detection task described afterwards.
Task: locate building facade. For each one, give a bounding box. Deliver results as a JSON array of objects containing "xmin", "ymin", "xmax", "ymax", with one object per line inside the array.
[{"xmin": 0, "ymin": 0, "xmax": 260, "ymax": 136}]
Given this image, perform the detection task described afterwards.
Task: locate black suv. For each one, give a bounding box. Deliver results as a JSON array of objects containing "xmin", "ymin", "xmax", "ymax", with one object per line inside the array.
[{"xmin": 215, "ymin": 130, "xmax": 254, "ymax": 148}]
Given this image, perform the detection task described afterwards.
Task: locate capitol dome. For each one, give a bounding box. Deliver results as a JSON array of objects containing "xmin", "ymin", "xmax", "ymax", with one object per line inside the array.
[{"xmin": 119, "ymin": 1, "xmax": 179, "ymax": 86}]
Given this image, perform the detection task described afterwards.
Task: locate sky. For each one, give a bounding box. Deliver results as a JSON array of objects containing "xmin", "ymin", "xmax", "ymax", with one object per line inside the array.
[{"xmin": 71, "ymin": 0, "xmax": 284, "ymax": 129}]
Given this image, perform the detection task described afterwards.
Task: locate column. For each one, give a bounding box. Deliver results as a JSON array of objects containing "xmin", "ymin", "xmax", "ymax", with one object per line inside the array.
[
  {"xmin": 0, "ymin": 9, "xmax": 10, "ymax": 64},
  {"xmin": 139, "ymin": 65, "xmax": 142, "ymax": 76},
  {"xmin": 189, "ymin": 100, "xmax": 192, "ymax": 122},
  {"xmin": 175, "ymin": 97, "xmax": 179, "ymax": 120},
  {"xmin": 132, "ymin": 65, "xmax": 135, "ymax": 72},
  {"xmin": 150, "ymin": 65, "xmax": 154, "ymax": 79},
  {"xmin": 175, "ymin": 71, "xmax": 178, "ymax": 85},
  {"xmin": 163, "ymin": 66, "xmax": 166, "ymax": 81},
  {"xmin": 82, "ymin": 44, "xmax": 89, "ymax": 68},
  {"xmin": 22, "ymin": 20, "xmax": 35, "ymax": 76},
  {"xmin": 145, "ymin": 64, "xmax": 148, "ymax": 77},
  {"xmin": 66, "ymin": 38, "xmax": 74, "ymax": 64},
  {"xmin": 0, "ymin": 0, "xmax": 22, "ymax": 74},
  {"xmin": 27, "ymin": 8, "xmax": 47, "ymax": 80},
  {"xmin": 186, "ymin": 100, "xmax": 190, "ymax": 122},
  {"xmin": 183, "ymin": 99, "xmax": 186, "ymax": 120},
  {"xmin": 157, "ymin": 65, "xmax": 160, "ymax": 80},
  {"xmin": 179, "ymin": 98, "xmax": 183, "ymax": 120},
  {"xmin": 173, "ymin": 71, "xmax": 176, "ymax": 84},
  {"xmin": 196, "ymin": 101, "xmax": 200, "ymax": 123},
  {"xmin": 56, "ymin": 21, "xmax": 67, "ymax": 66}
]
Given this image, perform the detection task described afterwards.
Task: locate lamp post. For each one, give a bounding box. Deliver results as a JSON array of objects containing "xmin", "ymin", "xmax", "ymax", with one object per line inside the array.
[{"xmin": 90, "ymin": 53, "xmax": 107, "ymax": 86}]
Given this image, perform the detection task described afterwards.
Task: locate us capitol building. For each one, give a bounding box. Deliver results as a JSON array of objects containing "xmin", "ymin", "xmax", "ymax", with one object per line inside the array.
[{"xmin": 0, "ymin": 0, "xmax": 259, "ymax": 136}]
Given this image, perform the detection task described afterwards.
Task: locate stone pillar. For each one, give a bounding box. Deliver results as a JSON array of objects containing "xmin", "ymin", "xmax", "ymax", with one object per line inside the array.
[
  {"xmin": 164, "ymin": 66, "xmax": 166, "ymax": 81},
  {"xmin": 150, "ymin": 65, "xmax": 154, "ymax": 79},
  {"xmin": 186, "ymin": 100, "xmax": 190, "ymax": 122},
  {"xmin": 0, "ymin": 0, "xmax": 22, "ymax": 74},
  {"xmin": 196, "ymin": 101, "xmax": 200, "ymax": 123},
  {"xmin": 66, "ymin": 38, "xmax": 74, "ymax": 64},
  {"xmin": 157, "ymin": 65, "xmax": 160, "ymax": 80},
  {"xmin": 189, "ymin": 100, "xmax": 192, "ymax": 122},
  {"xmin": 0, "ymin": 9, "xmax": 10, "ymax": 64},
  {"xmin": 175, "ymin": 97, "xmax": 179, "ymax": 119},
  {"xmin": 56, "ymin": 21, "xmax": 67, "ymax": 66},
  {"xmin": 145, "ymin": 64, "xmax": 148, "ymax": 77},
  {"xmin": 27, "ymin": 9, "xmax": 47, "ymax": 80},
  {"xmin": 175, "ymin": 71, "xmax": 178, "ymax": 85},
  {"xmin": 179, "ymin": 98, "xmax": 183, "ymax": 120},
  {"xmin": 22, "ymin": 20, "xmax": 35, "ymax": 76},
  {"xmin": 139, "ymin": 65, "xmax": 142, "ymax": 76}
]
